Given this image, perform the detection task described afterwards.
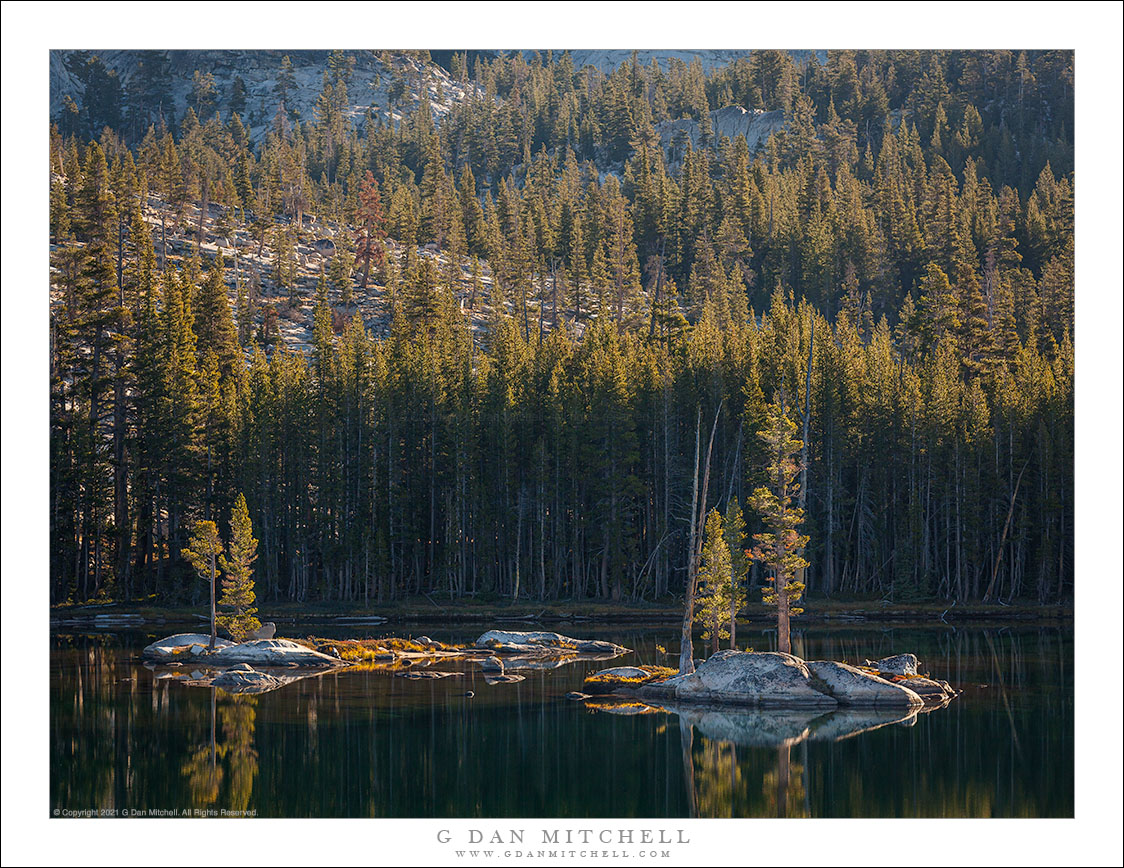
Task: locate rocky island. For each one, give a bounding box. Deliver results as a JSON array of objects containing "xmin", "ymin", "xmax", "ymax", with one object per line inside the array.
[
  {"xmin": 581, "ymin": 651, "xmax": 957, "ymax": 710},
  {"xmin": 141, "ymin": 629, "xmax": 632, "ymax": 694}
]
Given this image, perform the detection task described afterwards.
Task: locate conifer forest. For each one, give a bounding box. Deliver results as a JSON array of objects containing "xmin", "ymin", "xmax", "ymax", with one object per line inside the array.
[{"xmin": 49, "ymin": 49, "xmax": 1075, "ymax": 609}]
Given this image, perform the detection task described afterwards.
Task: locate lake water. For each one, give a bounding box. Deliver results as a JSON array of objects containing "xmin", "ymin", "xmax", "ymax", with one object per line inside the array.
[{"xmin": 50, "ymin": 622, "xmax": 1073, "ymax": 818}]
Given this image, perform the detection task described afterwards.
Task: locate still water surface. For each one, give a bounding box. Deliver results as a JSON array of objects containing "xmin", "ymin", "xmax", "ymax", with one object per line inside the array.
[{"xmin": 50, "ymin": 623, "xmax": 1072, "ymax": 818}]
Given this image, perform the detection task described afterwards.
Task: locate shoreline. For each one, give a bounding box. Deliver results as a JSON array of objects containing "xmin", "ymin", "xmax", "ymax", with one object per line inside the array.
[{"xmin": 50, "ymin": 597, "xmax": 1073, "ymax": 629}]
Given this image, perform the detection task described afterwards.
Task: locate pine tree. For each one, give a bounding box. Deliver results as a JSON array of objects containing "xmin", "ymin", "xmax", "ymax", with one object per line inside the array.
[
  {"xmin": 694, "ymin": 508, "xmax": 733, "ymax": 655},
  {"xmin": 747, "ymin": 396, "xmax": 808, "ymax": 655},
  {"xmin": 354, "ymin": 170, "xmax": 386, "ymax": 291},
  {"xmin": 182, "ymin": 519, "xmax": 222, "ymax": 649},
  {"xmin": 723, "ymin": 497, "xmax": 749, "ymax": 647},
  {"xmin": 217, "ymin": 493, "xmax": 261, "ymax": 641}
]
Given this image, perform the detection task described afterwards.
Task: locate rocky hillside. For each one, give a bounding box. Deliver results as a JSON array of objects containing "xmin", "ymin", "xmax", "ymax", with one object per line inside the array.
[
  {"xmin": 50, "ymin": 49, "xmax": 474, "ymax": 141},
  {"xmin": 658, "ymin": 106, "xmax": 787, "ymax": 160}
]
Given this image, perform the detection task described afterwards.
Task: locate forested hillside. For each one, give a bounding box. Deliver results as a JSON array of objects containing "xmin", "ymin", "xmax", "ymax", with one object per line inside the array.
[{"xmin": 49, "ymin": 49, "xmax": 1074, "ymax": 608}]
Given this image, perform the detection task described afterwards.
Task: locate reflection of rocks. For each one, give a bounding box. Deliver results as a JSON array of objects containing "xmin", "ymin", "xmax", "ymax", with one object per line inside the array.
[
  {"xmin": 495, "ymin": 651, "xmax": 622, "ymax": 671},
  {"xmin": 808, "ymin": 708, "xmax": 920, "ymax": 742},
  {"xmin": 475, "ymin": 630, "xmax": 629, "ymax": 656},
  {"xmin": 484, "ymin": 673, "xmax": 525, "ymax": 684},
  {"xmin": 641, "ymin": 652, "xmax": 838, "ymax": 709},
  {"xmin": 396, "ymin": 670, "xmax": 463, "ymax": 680},
  {"xmin": 669, "ymin": 706, "xmax": 817, "ymax": 748},
  {"xmin": 602, "ymin": 702, "xmax": 920, "ymax": 748},
  {"xmin": 480, "ymin": 656, "xmax": 505, "ymax": 672},
  {"xmin": 584, "ymin": 700, "xmax": 661, "ymax": 715},
  {"xmin": 212, "ymin": 665, "xmax": 282, "ymax": 694},
  {"xmin": 896, "ymin": 676, "xmax": 956, "ymax": 705},
  {"xmin": 152, "ymin": 662, "xmax": 336, "ymax": 695},
  {"xmin": 806, "ymin": 661, "xmax": 923, "ymax": 708}
]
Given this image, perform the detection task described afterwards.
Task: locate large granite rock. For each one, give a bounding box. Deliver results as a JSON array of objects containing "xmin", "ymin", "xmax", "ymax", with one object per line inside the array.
[
  {"xmin": 145, "ymin": 634, "xmax": 344, "ymax": 666},
  {"xmin": 866, "ymin": 653, "xmax": 920, "ymax": 677},
  {"xmin": 475, "ymin": 630, "xmax": 628, "ymax": 656},
  {"xmin": 247, "ymin": 622, "xmax": 276, "ymax": 640},
  {"xmin": 142, "ymin": 633, "xmax": 235, "ymax": 660},
  {"xmin": 641, "ymin": 651, "xmax": 838, "ymax": 709},
  {"xmin": 806, "ymin": 661, "xmax": 924, "ymax": 708},
  {"xmin": 209, "ymin": 638, "xmax": 345, "ymax": 667}
]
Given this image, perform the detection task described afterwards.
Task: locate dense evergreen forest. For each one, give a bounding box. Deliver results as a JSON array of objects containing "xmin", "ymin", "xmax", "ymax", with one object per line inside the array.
[{"xmin": 49, "ymin": 49, "xmax": 1074, "ymax": 608}]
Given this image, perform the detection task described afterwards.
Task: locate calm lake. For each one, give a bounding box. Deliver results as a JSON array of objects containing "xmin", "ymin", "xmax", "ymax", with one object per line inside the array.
[{"xmin": 50, "ymin": 622, "xmax": 1073, "ymax": 818}]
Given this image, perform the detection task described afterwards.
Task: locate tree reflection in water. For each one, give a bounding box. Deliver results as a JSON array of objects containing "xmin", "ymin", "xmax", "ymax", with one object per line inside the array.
[
  {"xmin": 676, "ymin": 705, "xmax": 913, "ymax": 818},
  {"xmin": 181, "ymin": 687, "xmax": 259, "ymax": 810},
  {"xmin": 50, "ymin": 625, "xmax": 1073, "ymax": 818}
]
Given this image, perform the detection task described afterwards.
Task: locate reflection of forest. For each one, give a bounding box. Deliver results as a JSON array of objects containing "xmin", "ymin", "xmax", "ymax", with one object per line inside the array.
[{"xmin": 182, "ymin": 688, "xmax": 259, "ymax": 811}]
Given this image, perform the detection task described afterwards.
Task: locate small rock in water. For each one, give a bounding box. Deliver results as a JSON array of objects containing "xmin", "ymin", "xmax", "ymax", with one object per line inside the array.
[
  {"xmin": 416, "ymin": 636, "xmax": 432, "ymax": 646},
  {"xmin": 866, "ymin": 653, "xmax": 920, "ymax": 677},
  {"xmin": 565, "ymin": 692, "xmax": 590, "ymax": 701},
  {"xmin": 228, "ymin": 663, "xmax": 256, "ymax": 672},
  {"xmin": 464, "ymin": 691, "xmax": 475, "ymax": 698},
  {"xmin": 481, "ymin": 656, "xmax": 505, "ymax": 672}
]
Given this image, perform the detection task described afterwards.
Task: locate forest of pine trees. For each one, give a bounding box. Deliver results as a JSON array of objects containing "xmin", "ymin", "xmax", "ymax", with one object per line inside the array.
[{"xmin": 48, "ymin": 49, "xmax": 1074, "ymax": 608}]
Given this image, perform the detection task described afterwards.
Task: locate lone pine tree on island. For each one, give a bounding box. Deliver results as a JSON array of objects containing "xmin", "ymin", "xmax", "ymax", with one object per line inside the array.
[
  {"xmin": 182, "ymin": 493, "xmax": 260, "ymax": 646},
  {"xmin": 182, "ymin": 520, "xmax": 222, "ymax": 649},
  {"xmin": 748, "ymin": 396, "xmax": 809, "ymax": 656},
  {"xmin": 217, "ymin": 493, "xmax": 261, "ymax": 642}
]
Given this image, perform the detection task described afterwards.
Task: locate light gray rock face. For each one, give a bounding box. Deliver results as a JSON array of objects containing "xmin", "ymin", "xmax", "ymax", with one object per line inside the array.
[
  {"xmin": 209, "ymin": 638, "xmax": 345, "ymax": 667},
  {"xmin": 806, "ymin": 661, "xmax": 923, "ymax": 708},
  {"xmin": 211, "ymin": 667, "xmax": 282, "ymax": 693},
  {"xmin": 867, "ymin": 654, "xmax": 920, "ymax": 677},
  {"xmin": 247, "ymin": 622, "xmax": 276, "ymax": 640},
  {"xmin": 658, "ymin": 106, "xmax": 787, "ymax": 157},
  {"xmin": 475, "ymin": 630, "xmax": 628, "ymax": 656},
  {"xmin": 142, "ymin": 633, "xmax": 234, "ymax": 660},
  {"xmin": 644, "ymin": 651, "xmax": 838, "ymax": 709}
]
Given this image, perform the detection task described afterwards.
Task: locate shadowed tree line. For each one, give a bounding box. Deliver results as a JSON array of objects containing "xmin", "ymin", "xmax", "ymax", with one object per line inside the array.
[{"xmin": 49, "ymin": 49, "xmax": 1072, "ymax": 607}]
